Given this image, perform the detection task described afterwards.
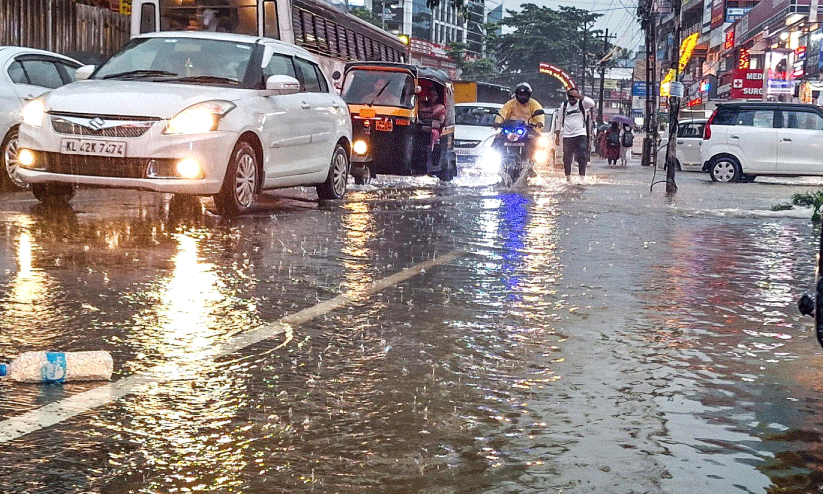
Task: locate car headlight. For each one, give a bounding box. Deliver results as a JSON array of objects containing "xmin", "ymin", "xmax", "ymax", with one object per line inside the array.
[
  {"xmin": 22, "ymin": 99, "xmax": 45, "ymax": 127},
  {"xmin": 164, "ymin": 100, "xmax": 236, "ymax": 135}
]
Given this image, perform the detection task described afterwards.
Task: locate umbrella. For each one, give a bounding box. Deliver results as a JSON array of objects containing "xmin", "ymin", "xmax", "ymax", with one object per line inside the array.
[{"xmin": 610, "ymin": 115, "xmax": 633, "ymax": 125}]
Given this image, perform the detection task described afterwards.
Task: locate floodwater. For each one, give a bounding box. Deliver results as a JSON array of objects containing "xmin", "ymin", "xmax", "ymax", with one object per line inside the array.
[{"xmin": 1, "ymin": 162, "xmax": 823, "ymax": 493}]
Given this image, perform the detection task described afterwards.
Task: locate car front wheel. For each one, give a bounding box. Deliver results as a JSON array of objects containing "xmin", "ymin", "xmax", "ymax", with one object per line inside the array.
[
  {"xmin": 317, "ymin": 144, "xmax": 349, "ymax": 200},
  {"xmin": 709, "ymin": 156, "xmax": 741, "ymax": 182},
  {"xmin": 2, "ymin": 128, "xmax": 28, "ymax": 190},
  {"xmin": 214, "ymin": 141, "xmax": 258, "ymax": 217}
]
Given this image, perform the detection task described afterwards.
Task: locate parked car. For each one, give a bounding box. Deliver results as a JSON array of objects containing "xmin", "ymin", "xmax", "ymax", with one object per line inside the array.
[
  {"xmin": 17, "ymin": 31, "xmax": 351, "ymax": 215},
  {"xmin": 454, "ymin": 102, "xmax": 502, "ymax": 170},
  {"xmin": 701, "ymin": 101, "xmax": 823, "ymax": 182},
  {"xmin": 544, "ymin": 108, "xmax": 563, "ymax": 168},
  {"xmin": 656, "ymin": 118, "xmax": 707, "ymax": 171},
  {"xmin": 0, "ymin": 47, "xmax": 81, "ymax": 190}
]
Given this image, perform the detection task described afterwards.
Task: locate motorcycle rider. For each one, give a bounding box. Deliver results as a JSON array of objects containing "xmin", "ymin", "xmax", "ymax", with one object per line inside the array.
[
  {"xmin": 492, "ymin": 83, "xmax": 544, "ymax": 177},
  {"xmin": 494, "ymin": 82, "xmax": 544, "ymax": 131}
]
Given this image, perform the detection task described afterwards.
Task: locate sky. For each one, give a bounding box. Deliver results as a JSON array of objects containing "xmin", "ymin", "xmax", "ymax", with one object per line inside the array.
[{"xmin": 501, "ymin": 0, "xmax": 644, "ymax": 53}]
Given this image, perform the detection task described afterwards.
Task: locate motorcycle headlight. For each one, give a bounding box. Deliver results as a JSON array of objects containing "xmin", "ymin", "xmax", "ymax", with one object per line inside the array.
[
  {"xmin": 536, "ymin": 135, "xmax": 550, "ymax": 148},
  {"xmin": 479, "ymin": 149, "xmax": 501, "ymax": 173},
  {"xmin": 22, "ymin": 99, "xmax": 46, "ymax": 127},
  {"xmin": 164, "ymin": 100, "xmax": 236, "ymax": 135}
]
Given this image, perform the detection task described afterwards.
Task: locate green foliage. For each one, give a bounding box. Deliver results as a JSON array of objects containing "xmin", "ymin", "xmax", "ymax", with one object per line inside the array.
[
  {"xmin": 445, "ymin": 42, "xmax": 497, "ymax": 80},
  {"xmin": 481, "ymin": 5, "xmax": 614, "ymax": 107},
  {"xmin": 350, "ymin": 7, "xmax": 383, "ymax": 28},
  {"xmin": 772, "ymin": 190, "xmax": 823, "ymax": 222}
]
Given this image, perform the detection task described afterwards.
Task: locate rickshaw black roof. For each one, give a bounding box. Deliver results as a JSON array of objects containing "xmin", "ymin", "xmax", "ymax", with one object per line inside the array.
[{"xmin": 343, "ymin": 62, "xmax": 451, "ymax": 85}]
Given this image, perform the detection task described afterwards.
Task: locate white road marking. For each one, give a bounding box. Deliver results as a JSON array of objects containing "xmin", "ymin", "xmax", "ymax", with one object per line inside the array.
[{"xmin": 0, "ymin": 249, "xmax": 465, "ymax": 443}]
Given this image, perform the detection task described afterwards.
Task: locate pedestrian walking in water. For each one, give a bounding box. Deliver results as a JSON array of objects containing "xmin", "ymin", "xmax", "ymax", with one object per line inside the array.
[
  {"xmin": 554, "ymin": 87, "xmax": 595, "ymax": 182},
  {"xmin": 619, "ymin": 123, "xmax": 634, "ymax": 167},
  {"xmin": 603, "ymin": 121, "xmax": 621, "ymax": 167}
]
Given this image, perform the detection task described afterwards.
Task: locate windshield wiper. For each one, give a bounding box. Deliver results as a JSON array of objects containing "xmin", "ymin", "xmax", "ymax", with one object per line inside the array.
[
  {"xmin": 102, "ymin": 69, "xmax": 177, "ymax": 80},
  {"xmin": 368, "ymin": 80, "xmax": 391, "ymax": 106},
  {"xmin": 166, "ymin": 75, "xmax": 239, "ymax": 84}
]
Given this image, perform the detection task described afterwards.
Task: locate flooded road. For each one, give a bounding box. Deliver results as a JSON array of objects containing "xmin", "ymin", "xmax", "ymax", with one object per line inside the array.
[{"xmin": 1, "ymin": 162, "xmax": 822, "ymax": 493}]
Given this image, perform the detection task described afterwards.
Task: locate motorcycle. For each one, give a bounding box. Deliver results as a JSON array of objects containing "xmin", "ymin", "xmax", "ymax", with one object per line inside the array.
[{"xmin": 482, "ymin": 109, "xmax": 548, "ymax": 187}]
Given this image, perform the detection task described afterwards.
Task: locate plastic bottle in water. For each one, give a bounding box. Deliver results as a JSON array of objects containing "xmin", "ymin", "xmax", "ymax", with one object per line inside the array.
[{"xmin": 0, "ymin": 351, "xmax": 113, "ymax": 383}]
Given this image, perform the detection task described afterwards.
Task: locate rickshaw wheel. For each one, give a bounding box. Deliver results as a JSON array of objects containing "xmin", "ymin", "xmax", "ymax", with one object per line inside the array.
[{"xmin": 354, "ymin": 166, "xmax": 371, "ymax": 185}]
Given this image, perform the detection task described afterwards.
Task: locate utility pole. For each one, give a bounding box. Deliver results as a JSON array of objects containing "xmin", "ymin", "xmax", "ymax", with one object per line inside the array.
[
  {"xmin": 582, "ymin": 23, "xmax": 588, "ymax": 93},
  {"xmin": 639, "ymin": 0, "xmax": 657, "ymax": 167},
  {"xmin": 597, "ymin": 28, "xmax": 615, "ymax": 123},
  {"xmin": 664, "ymin": 0, "xmax": 682, "ymax": 195}
]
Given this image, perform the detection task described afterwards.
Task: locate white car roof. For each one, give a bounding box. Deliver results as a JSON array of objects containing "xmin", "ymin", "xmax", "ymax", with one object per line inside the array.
[
  {"xmin": 135, "ymin": 31, "xmax": 316, "ymax": 60},
  {"xmin": 0, "ymin": 46, "xmax": 81, "ymax": 64},
  {"xmin": 456, "ymin": 102, "xmax": 503, "ymax": 108}
]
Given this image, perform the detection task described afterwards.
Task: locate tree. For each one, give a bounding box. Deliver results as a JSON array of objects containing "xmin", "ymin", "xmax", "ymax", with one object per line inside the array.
[
  {"xmin": 350, "ymin": 7, "xmax": 383, "ymax": 28},
  {"xmin": 481, "ymin": 5, "xmax": 626, "ymax": 107},
  {"xmin": 445, "ymin": 42, "xmax": 497, "ymax": 80}
]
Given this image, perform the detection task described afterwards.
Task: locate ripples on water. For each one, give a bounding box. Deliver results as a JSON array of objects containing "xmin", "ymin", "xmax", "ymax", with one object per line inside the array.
[{"xmin": 0, "ymin": 175, "xmax": 822, "ymax": 493}]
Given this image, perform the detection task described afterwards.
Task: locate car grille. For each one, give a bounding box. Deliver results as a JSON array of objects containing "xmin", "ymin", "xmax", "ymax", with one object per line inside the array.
[
  {"xmin": 454, "ymin": 139, "xmax": 481, "ymax": 148},
  {"xmin": 50, "ymin": 114, "xmax": 158, "ymax": 138},
  {"xmin": 33, "ymin": 151, "xmax": 176, "ymax": 179}
]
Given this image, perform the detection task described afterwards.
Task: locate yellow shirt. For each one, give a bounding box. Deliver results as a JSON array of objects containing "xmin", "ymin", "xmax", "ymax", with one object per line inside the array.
[{"xmin": 495, "ymin": 98, "xmax": 544, "ymax": 130}]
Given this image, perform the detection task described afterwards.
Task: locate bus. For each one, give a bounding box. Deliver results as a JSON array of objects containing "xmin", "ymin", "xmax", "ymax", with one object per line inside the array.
[{"xmin": 130, "ymin": 0, "xmax": 407, "ymax": 80}]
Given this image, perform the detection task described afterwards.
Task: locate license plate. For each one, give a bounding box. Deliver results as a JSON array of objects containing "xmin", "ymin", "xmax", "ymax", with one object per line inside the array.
[
  {"xmin": 504, "ymin": 142, "xmax": 525, "ymax": 147},
  {"xmin": 61, "ymin": 138, "xmax": 126, "ymax": 157},
  {"xmin": 375, "ymin": 119, "xmax": 393, "ymax": 131},
  {"xmin": 455, "ymin": 148, "xmax": 471, "ymax": 155}
]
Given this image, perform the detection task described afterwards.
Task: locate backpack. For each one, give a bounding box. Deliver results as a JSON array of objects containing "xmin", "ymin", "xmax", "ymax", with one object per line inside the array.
[
  {"xmin": 560, "ymin": 99, "xmax": 590, "ymax": 140},
  {"xmin": 621, "ymin": 130, "xmax": 634, "ymax": 147},
  {"xmin": 606, "ymin": 130, "xmax": 621, "ymax": 147}
]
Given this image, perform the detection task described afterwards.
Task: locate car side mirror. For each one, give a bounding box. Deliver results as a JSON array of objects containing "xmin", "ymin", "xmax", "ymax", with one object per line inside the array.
[
  {"xmin": 532, "ymin": 109, "xmax": 544, "ymax": 116},
  {"xmin": 75, "ymin": 65, "xmax": 95, "ymax": 80},
  {"xmin": 264, "ymin": 75, "xmax": 300, "ymax": 95},
  {"xmin": 332, "ymin": 70, "xmax": 341, "ymax": 80}
]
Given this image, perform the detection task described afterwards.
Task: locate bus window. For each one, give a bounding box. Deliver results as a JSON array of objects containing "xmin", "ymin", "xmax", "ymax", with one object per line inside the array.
[
  {"xmin": 140, "ymin": 3, "xmax": 156, "ymax": 33},
  {"xmin": 263, "ymin": 0, "xmax": 279, "ymax": 39},
  {"xmin": 158, "ymin": 1, "xmax": 255, "ymax": 35}
]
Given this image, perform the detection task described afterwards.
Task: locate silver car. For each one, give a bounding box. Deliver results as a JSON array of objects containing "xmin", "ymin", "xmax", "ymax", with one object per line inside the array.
[{"xmin": 0, "ymin": 47, "xmax": 81, "ymax": 190}]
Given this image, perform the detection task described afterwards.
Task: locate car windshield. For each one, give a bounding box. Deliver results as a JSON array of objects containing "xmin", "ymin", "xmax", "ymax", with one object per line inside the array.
[
  {"xmin": 94, "ymin": 37, "xmax": 255, "ymax": 86},
  {"xmin": 455, "ymin": 106, "xmax": 499, "ymax": 126},
  {"xmin": 341, "ymin": 70, "xmax": 415, "ymax": 108}
]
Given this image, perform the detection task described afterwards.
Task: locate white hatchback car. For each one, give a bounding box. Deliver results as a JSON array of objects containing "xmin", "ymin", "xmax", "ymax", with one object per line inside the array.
[
  {"xmin": 454, "ymin": 102, "xmax": 503, "ymax": 170},
  {"xmin": 0, "ymin": 47, "xmax": 81, "ymax": 190},
  {"xmin": 701, "ymin": 102, "xmax": 823, "ymax": 182},
  {"xmin": 656, "ymin": 119, "xmax": 707, "ymax": 171},
  {"xmin": 18, "ymin": 32, "xmax": 351, "ymax": 216}
]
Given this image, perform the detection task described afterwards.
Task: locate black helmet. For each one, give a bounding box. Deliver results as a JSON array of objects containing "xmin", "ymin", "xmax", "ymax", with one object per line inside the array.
[{"xmin": 514, "ymin": 82, "xmax": 532, "ymax": 104}]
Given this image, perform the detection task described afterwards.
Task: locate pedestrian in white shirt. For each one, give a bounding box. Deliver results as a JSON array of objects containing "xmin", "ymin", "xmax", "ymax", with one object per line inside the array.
[{"xmin": 554, "ymin": 88, "xmax": 595, "ymax": 182}]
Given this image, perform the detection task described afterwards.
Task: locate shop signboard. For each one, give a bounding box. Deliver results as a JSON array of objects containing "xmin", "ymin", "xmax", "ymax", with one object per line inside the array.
[
  {"xmin": 711, "ymin": 0, "xmax": 725, "ymax": 29},
  {"xmin": 632, "ymin": 81, "xmax": 649, "ymax": 96},
  {"xmin": 730, "ymin": 68, "xmax": 763, "ymax": 99},
  {"xmin": 724, "ymin": 29, "xmax": 735, "ymax": 50},
  {"xmin": 767, "ymin": 53, "xmax": 792, "ymax": 95},
  {"xmin": 725, "ymin": 7, "xmax": 752, "ymax": 22}
]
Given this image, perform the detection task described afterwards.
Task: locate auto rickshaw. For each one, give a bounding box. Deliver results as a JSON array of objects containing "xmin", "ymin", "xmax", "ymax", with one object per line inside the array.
[{"xmin": 336, "ymin": 62, "xmax": 457, "ymax": 184}]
